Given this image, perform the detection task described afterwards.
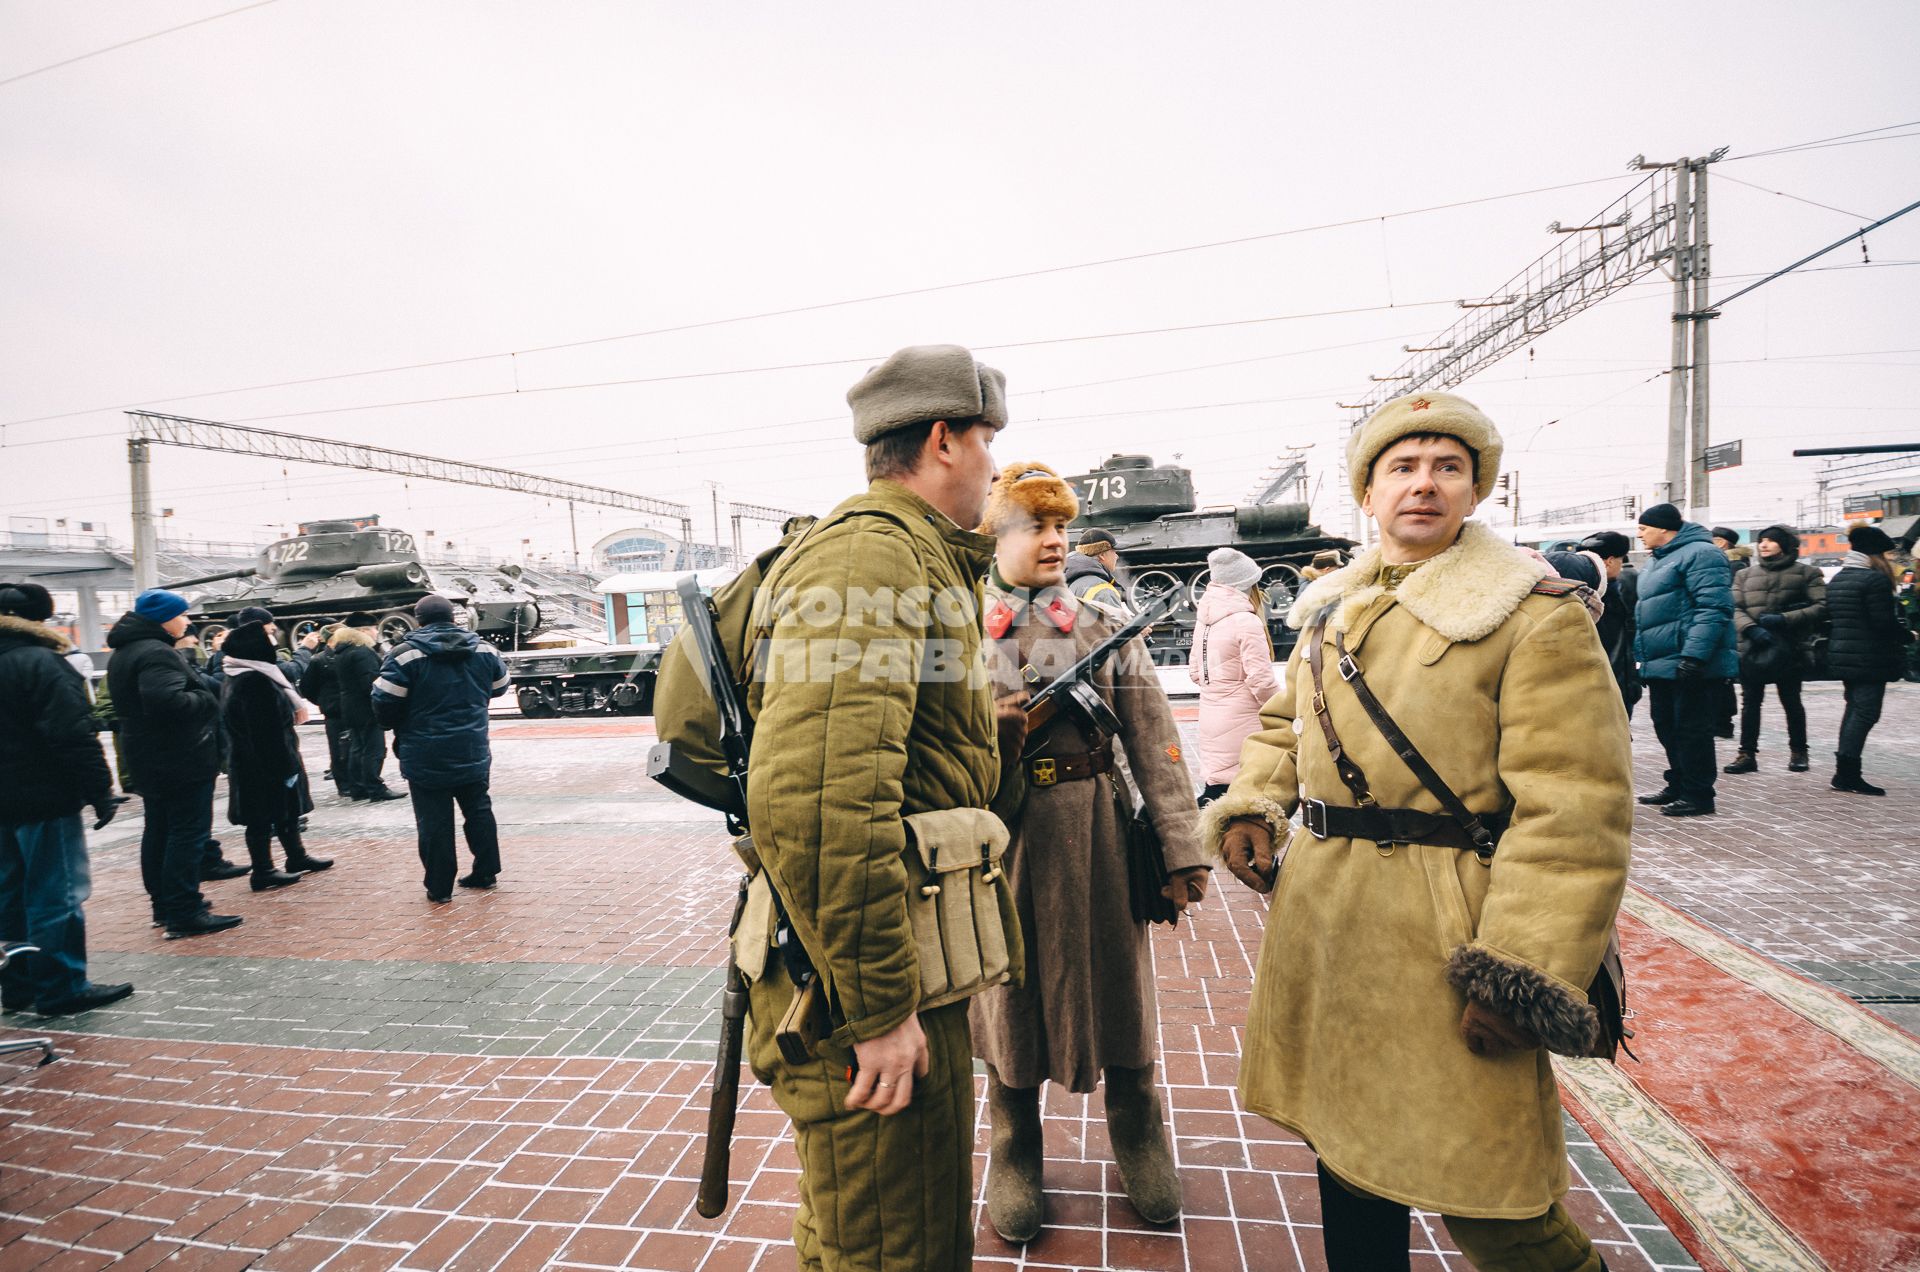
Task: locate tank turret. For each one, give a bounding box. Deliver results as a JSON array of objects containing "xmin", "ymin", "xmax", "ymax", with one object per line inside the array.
[
  {"xmin": 176, "ymin": 520, "xmax": 545, "ymax": 650},
  {"xmin": 1062, "ymin": 455, "xmax": 1353, "ymax": 660}
]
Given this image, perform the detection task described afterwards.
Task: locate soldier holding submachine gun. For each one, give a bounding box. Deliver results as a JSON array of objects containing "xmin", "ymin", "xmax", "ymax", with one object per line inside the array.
[{"xmin": 971, "ymin": 461, "xmax": 1209, "ymax": 1244}]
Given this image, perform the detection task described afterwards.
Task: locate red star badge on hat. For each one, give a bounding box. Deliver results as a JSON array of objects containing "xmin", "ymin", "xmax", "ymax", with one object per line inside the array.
[{"xmin": 1410, "ymin": 397, "xmax": 1431, "ymax": 411}]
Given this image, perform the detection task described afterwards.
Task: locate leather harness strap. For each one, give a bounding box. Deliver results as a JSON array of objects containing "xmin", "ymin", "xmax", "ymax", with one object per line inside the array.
[
  {"xmin": 1330, "ymin": 628, "xmax": 1500, "ymax": 857},
  {"xmin": 1301, "ymin": 610, "xmax": 1505, "ymax": 859},
  {"xmin": 1305, "ymin": 614, "xmax": 1375, "ymax": 806},
  {"xmin": 1299, "ymin": 800, "xmax": 1509, "ymax": 854},
  {"xmin": 1027, "ymin": 745, "xmax": 1112, "ymax": 787}
]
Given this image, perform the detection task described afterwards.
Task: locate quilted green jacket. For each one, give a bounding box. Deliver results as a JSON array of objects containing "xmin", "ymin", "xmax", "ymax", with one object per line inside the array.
[{"xmin": 747, "ymin": 479, "xmax": 1004, "ymax": 1047}]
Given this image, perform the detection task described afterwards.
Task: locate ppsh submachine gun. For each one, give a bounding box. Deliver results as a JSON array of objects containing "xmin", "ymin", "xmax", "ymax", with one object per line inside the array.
[
  {"xmin": 645, "ymin": 575, "xmax": 824, "ymax": 1218},
  {"xmin": 1018, "ymin": 590, "xmax": 1178, "ymax": 758}
]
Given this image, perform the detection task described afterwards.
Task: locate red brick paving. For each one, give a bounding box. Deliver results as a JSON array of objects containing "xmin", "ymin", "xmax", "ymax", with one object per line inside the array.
[{"xmin": 18, "ymin": 686, "xmax": 1913, "ymax": 1268}]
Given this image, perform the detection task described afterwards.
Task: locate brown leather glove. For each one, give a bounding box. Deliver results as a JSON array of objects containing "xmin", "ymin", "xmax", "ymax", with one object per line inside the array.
[
  {"xmin": 1160, "ymin": 866, "xmax": 1210, "ymax": 912},
  {"xmin": 994, "ymin": 692, "xmax": 1030, "ymax": 759},
  {"xmin": 1459, "ymin": 1000, "xmax": 1541, "ymax": 1058},
  {"xmin": 1220, "ymin": 818, "xmax": 1277, "ymax": 894}
]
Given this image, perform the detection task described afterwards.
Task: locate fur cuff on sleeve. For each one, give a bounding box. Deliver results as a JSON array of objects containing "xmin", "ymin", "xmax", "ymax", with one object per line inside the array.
[
  {"xmin": 1446, "ymin": 944, "xmax": 1598, "ymax": 1057},
  {"xmin": 1200, "ymin": 793, "xmax": 1293, "ymax": 864}
]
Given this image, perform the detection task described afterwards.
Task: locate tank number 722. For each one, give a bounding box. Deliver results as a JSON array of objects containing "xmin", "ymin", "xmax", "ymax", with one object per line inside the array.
[{"xmin": 1082, "ymin": 476, "xmax": 1128, "ymax": 501}]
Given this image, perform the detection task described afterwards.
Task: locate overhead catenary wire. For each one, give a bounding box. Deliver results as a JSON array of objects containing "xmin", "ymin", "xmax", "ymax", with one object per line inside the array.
[
  {"xmin": 11, "ymin": 345, "xmax": 1914, "ymax": 523},
  {"xmin": 1712, "ymin": 198, "xmax": 1920, "ymax": 310},
  {"xmin": 14, "ymin": 110, "xmax": 1920, "ymax": 434},
  {"xmin": 0, "ymin": 1, "xmax": 284, "ymax": 89}
]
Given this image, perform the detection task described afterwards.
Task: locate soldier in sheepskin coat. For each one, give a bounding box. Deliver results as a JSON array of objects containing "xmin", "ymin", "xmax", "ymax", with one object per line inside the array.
[{"xmin": 1208, "ymin": 393, "xmax": 1631, "ymax": 1272}]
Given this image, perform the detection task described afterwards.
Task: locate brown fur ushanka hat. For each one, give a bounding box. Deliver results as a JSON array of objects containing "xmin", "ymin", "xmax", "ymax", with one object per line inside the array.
[{"xmin": 979, "ymin": 461, "xmax": 1079, "ymax": 534}]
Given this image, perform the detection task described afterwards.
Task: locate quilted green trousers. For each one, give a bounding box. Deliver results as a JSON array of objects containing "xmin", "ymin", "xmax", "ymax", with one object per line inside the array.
[{"xmin": 748, "ymin": 977, "xmax": 976, "ymax": 1272}]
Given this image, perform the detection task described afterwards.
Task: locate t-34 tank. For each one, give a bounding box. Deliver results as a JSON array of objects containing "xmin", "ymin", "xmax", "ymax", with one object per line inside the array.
[
  {"xmin": 1062, "ymin": 455, "xmax": 1353, "ymax": 660},
  {"xmin": 176, "ymin": 521, "xmax": 544, "ymax": 649}
]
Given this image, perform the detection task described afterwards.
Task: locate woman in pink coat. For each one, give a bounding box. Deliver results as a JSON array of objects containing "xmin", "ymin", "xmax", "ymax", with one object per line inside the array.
[{"xmin": 1190, "ymin": 548, "xmax": 1279, "ymax": 803}]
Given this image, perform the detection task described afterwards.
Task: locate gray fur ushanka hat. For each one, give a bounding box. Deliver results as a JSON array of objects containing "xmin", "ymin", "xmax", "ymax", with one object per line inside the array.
[{"xmin": 847, "ymin": 344, "xmax": 1007, "ymax": 443}]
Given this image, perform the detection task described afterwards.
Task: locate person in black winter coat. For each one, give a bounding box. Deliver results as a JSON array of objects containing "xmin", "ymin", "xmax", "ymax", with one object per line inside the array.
[
  {"xmin": 1579, "ymin": 531, "xmax": 1641, "ymax": 717},
  {"xmin": 219, "ymin": 622, "xmax": 333, "ymax": 888},
  {"xmin": 331, "ymin": 613, "xmax": 399, "ymax": 800},
  {"xmin": 1724, "ymin": 525, "xmax": 1826, "ymax": 775},
  {"xmin": 1064, "ymin": 527, "xmax": 1132, "ymax": 614},
  {"xmin": 0, "ymin": 583, "xmax": 135, "ymax": 1016},
  {"xmin": 371, "ymin": 595, "xmax": 509, "ymax": 902},
  {"xmin": 104, "ymin": 590, "xmax": 242, "ymax": 938},
  {"xmin": 1824, "ymin": 525, "xmax": 1912, "ymax": 795},
  {"xmin": 300, "ymin": 628, "xmax": 351, "ymax": 797}
]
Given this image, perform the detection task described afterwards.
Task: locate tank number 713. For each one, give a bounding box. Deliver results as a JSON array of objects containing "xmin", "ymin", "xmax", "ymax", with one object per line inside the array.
[{"xmin": 1082, "ymin": 476, "xmax": 1127, "ymax": 501}]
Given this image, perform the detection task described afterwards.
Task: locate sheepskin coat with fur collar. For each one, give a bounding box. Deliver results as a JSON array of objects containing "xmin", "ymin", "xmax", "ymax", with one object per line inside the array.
[{"xmin": 1203, "ymin": 518, "xmax": 1632, "ymax": 1218}]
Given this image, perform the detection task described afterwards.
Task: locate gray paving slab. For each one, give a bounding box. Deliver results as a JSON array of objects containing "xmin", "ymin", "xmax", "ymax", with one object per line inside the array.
[{"xmin": 9, "ymin": 951, "xmax": 724, "ymax": 1058}]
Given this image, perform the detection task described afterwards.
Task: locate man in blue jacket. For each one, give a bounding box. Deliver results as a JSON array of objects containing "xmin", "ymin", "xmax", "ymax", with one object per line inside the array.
[
  {"xmin": 370, "ymin": 595, "xmax": 509, "ymax": 902},
  {"xmin": 1632, "ymin": 503, "xmax": 1738, "ymax": 816}
]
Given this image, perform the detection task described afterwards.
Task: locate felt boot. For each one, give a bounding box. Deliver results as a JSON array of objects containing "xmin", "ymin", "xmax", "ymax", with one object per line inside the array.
[
  {"xmin": 985, "ymin": 1066, "xmax": 1044, "ymax": 1243},
  {"xmin": 1104, "ymin": 1064, "xmax": 1181, "ymax": 1224}
]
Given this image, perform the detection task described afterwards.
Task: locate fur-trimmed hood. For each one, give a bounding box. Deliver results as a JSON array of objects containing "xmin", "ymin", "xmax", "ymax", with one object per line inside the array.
[
  {"xmin": 0, "ymin": 612, "xmax": 72, "ymax": 655},
  {"xmin": 329, "ymin": 624, "xmax": 376, "ymax": 649},
  {"xmin": 1286, "ymin": 520, "xmax": 1548, "ymax": 644}
]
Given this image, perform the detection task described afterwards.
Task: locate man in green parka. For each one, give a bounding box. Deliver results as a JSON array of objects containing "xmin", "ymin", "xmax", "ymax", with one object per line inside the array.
[
  {"xmin": 744, "ymin": 344, "xmax": 1010, "ymax": 1271},
  {"xmin": 1207, "ymin": 392, "xmax": 1632, "ymax": 1271}
]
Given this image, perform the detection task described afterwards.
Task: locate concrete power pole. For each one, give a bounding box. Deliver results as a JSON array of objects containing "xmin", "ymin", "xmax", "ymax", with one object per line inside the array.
[
  {"xmin": 1662, "ymin": 159, "xmax": 1692, "ymax": 508},
  {"xmin": 1688, "ymin": 159, "xmax": 1716, "ymax": 522},
  {"xmin": 129, "ymin": 438, "xmax": 159, "ymax": 592}
]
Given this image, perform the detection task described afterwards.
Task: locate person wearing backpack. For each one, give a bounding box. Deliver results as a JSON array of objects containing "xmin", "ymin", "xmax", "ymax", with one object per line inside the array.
[
  {"xmin": 1825, "ymin": 524, "xmax": 1912, "ymax": 795},
  {"xmin": 1209, "ymin": 393, "xmax": 1631, "ymax": 1272},
  {"xmin": 1724, "ymin": 525, "xmax": 1826, "ymax": 775},
  {"xmin": 739, "ymin": 345, "xmax": 1011, "ymax": 1272}
]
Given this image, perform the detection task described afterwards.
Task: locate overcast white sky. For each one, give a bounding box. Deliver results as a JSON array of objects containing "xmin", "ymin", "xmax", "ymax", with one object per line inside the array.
[{"xmin": 3, "ymin": 0, "xmax": 1917, "ymax": 561}]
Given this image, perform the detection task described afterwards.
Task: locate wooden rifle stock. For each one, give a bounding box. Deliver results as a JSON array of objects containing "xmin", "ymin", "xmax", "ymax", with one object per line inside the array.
[{"xmin": 696, "ymin": 874, "xmax": 752, "ymax": 1219}]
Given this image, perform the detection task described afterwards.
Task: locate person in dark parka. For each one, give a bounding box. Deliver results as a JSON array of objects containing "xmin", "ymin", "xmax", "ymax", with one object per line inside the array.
[
  {"xmin": 1825, "ymin": 525, "xmax": 1912, "ymax": 795},
  {"xmin": 1725, "ymin": 525, "xmax": 1826, "ymax": 775},
  {"xmin": 218, "ymin": 622, "xmax": 332, "ymax": 888},
  {"xmin": 300, "ymin": 626, "xmax": 351, "ymax": 797},
  {"xmin": 0, "ymin": 583, "xmax": 133, "ymax": 1016},
  {"xmin": 1579, "ymin": 532, "xmax": 1641, "ymax": 717},
  {"xmin": 1633, "ymin": 504, "xmax": 1737, "ymax": 816},
  {"xmin": 371, "ymin": 595, "xmax": 509, "ymax": 902},
  {"xmin": 331, "ymin": 613, "xmax": 399, "ymax": 800},
  {"xmin": 106, "ymin": 590, "xmax": 241, "ymax": 938}
]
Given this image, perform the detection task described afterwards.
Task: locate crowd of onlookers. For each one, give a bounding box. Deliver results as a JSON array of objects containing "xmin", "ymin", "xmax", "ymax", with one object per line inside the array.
[
  {"xmin": 1187, "ymin": 510, "xmax": 1915, "ymax": 817},
  {"xmin": 0, "ymin": 587, "xmax": 508, "ymax": 1019},
  {"xmin": 1, "ymin": 506, "xmax": 1912, "ymax": 1019}
]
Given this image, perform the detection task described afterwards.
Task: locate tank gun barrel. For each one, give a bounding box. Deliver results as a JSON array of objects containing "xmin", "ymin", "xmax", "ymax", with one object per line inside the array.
[{"xmin": 168, "ymin": 567, "xmax": 259, "ymax": 589}]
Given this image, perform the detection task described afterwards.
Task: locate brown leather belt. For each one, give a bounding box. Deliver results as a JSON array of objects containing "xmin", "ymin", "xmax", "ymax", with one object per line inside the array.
[
  {"xmin": 1301, "ymin": 799, "xmax": 1509, "ymax": 856},
  {"xmin": 1027, "ymin": 746, "xmax": 1112, "ymax": 787}
]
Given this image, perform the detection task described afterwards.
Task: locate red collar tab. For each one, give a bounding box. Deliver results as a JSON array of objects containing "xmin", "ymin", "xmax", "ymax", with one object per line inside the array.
[
  {"xmin": 1041, "ymin": 597, "xmax": 1077, "ymax": 633},
  {"xmin": 985, "ymin": 602, "xmax": 1015, "ymax": 640}
]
